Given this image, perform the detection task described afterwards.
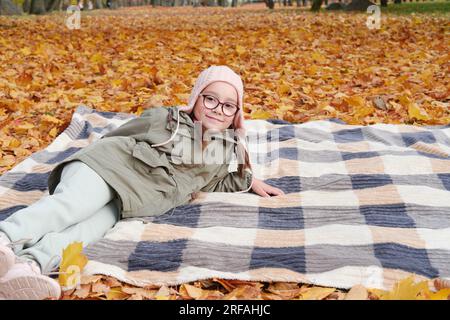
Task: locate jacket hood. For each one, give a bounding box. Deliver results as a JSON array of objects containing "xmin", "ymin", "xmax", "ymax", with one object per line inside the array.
[
  {"xmin": 150, "ymin": 107, "xmax": 253, "ymax": 194},
  {"xmin": 150, "ymin": 65, "xmax": 253, "ymax": 194}
]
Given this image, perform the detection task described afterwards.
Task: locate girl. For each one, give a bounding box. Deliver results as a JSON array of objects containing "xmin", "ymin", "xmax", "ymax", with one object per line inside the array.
[{"xmin": 0, "ymin": 65, "xmax": 284, "ymax": 300}]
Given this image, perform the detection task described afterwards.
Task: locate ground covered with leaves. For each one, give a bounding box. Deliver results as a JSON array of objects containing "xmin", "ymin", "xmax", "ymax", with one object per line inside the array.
[
  {"xmin": 0, "ymin": 4, "xmax": 449, "ymax": 299},
  {"xmin": 59, "ymin": 275, "xmax": 450, "ymax": 300}
]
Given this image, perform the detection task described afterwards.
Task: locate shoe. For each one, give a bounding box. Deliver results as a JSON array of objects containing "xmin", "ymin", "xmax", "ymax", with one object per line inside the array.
[
  {"xmin": 0, "ymin": 256, "xmax": 62, "ymax": 300},
  {"xmin": 0, "ymin": 236, "xmax": 32, "ymax": 278}
]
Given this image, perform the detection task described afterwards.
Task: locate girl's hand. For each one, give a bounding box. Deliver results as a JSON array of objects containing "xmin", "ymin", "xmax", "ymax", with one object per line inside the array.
[
  {"xmin": 190, "ymin": 191, "xmax": 201, "ymax": 200},
  {"xmin": 251, "ymin": 178, "xmax": 285, "ymax": 198}
]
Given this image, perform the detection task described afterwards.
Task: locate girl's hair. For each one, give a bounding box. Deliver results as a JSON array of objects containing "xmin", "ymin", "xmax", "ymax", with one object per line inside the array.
[{"xmin": 188, "ymin": 110, "xmax": 251, "ymax": 179}]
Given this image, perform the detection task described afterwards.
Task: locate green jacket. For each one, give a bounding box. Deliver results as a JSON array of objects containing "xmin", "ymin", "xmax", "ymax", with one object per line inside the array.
[{"xmin": 47, "ymin": 106, "xmax": 253, "ymax": 218}]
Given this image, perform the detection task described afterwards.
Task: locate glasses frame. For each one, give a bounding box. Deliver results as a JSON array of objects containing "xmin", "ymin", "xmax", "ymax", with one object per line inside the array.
[{"xmin": 200, "ymin": 93, "xmax": 239, "ymax": 117}]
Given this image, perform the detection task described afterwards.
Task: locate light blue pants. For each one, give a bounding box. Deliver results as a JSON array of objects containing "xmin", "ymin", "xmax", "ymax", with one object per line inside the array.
[{"xmin": 0, "ymin": 161, "xmax": 121, "ymax": 272}]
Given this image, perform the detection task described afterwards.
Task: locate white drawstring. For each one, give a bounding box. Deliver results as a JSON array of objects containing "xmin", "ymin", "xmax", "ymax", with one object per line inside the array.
[
  {"xmin": 41, "ymin": 254, "xmax": 65, "ymax": 276},
  {"xmin": 150, "ymin": 107, "xmax": 181, "ymax": 148},
  {"xmin": 233, "ymin": 169, "xmax": 254, "ymax": 194}
]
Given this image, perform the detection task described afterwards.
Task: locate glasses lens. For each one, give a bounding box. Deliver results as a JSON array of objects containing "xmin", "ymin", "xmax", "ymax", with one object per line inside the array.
[
  {"xmin": 223, "ymin": 103, "xmax": 238, "ymax": 116},
  {"xmin": 203, "ymin": 95, "xmax": 218, "ymax": 109}
]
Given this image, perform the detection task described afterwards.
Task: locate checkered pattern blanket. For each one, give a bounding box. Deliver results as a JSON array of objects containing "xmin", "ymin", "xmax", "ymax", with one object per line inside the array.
[{"xmin": 1, "ymin": 105, "xmax": 449, "ymax": 291}]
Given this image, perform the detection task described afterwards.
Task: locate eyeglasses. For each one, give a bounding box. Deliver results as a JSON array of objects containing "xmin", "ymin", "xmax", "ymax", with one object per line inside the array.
[{"xmin": 200, "ymin": 94, "xmax": 239, "ymax": 117}]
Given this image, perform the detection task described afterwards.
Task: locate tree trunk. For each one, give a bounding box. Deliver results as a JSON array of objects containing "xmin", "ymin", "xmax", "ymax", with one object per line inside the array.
[
  {"xmin": 110, "ymin": 0, "xmax": 119, "ymax": 8},
  {"xmin": 310, "ymin": 0, "xmax": 323, "ymax": 11},
  {"xmin": 344, "ymin": 0, "xmax": 376, "ymax": 11},
  {"xmin": 29, "ymin": 0, "xmax": 46, "ymax": 13},
  {"xmin": 380, "ymin": 0, "xmax": 387, "ymax": 6},
  {"xmin": 93, "ymin": 0, "xmax": 102, "ymax": 7},
  {"xmin": 46, "ymin": 0, "xmax": 61, "ymax": 11},
  {"xmin": 23, "ymin": 0, "xmax": 31, "ymax": 12},
  {"xmin": 265, "ymin": 0, "xmax": 275, "ymax": 8},
  {"xmin": 0, "ymin": 0, "xmax": 23, "ymax": 14}
]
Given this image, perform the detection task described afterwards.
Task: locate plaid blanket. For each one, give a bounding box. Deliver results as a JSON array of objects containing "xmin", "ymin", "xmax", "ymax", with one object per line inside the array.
[{"xmin": 1, "ymin": 105, "xmax": 449, "ymax": 291}]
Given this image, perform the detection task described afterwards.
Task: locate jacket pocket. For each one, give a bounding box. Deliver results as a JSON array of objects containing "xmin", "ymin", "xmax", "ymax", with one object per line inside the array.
[{"xmin": 131, "ymin": 142, "xmax": 178, "ymax": 193}]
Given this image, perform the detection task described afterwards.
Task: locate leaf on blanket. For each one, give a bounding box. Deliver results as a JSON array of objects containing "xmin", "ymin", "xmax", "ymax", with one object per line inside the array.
[{"xmin": 58, "ymin": 242, "xmax": 88, "ymax": 289}]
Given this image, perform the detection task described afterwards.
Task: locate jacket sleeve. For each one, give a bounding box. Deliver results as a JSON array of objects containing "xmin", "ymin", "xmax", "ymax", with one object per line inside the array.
[
  {"xmin": 200, "ymin": 169, "xmax": 253, "ymax": 193},
  {"xmin": 101, "ymin": 108, "xmax": 154, "ymax": 139}
]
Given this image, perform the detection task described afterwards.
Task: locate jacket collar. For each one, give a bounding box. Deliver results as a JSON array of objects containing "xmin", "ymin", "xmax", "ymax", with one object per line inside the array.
[{"xmin": 169, "ymin": 106, "xmax": 194, "ymax": 128}]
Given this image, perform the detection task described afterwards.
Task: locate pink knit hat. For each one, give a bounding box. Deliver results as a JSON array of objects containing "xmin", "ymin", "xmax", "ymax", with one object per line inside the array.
[
  {"xmin": 178, "ymin": 65, "xmax": 245, "ymax": 132},
  {"xmin": 151, "ymin": 65, "xmax": 247, "ymax": 148}
]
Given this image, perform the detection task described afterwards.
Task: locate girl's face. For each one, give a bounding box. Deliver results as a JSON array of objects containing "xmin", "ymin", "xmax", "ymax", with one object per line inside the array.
[{"xmin": 192, "ymin": 81, "xmax": 238, "ymax": 132}]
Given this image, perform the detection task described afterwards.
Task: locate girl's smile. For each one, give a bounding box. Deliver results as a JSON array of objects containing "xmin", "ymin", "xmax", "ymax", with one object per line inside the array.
[{"xmin": 205, "ymin": 114, "xmax": 224, "ymax": 123}]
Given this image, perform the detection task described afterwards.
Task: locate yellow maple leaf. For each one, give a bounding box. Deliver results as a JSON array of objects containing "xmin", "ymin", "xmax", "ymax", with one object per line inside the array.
[
  {"xmin": 419, "ymin": 69, "xmax": 433, "ymax": 86},
  {"xmin": 354, "ymin": 105, "xmax": 375, "ymax": 119},
  {"xmin": 425, "ymin": 288, "xmax": 450, "ymax": 300},
  {"xmin": 90, "ymin": 53, "xmax": 106, "ymax": 64},
  {"xmin": 376, "ymin": 276, "xmax": 450, "ymax": 300},
  {"xmin": 20, "ymin": 47, "xmax": 31, "ymax": 56},
  {"xmin": 134, "ymin": 106, "xmax": 144, "ymax": 116},
  {"xmin": 49, "ymin": 127, "xmax": 58, "ymax": 138},
  {"xmin": 345, "ymin": 95, "xmax": 365, "ymax": 108},
  {"xmin": 277, "ymin": 82, "xmax": 291, "ymax": 96},
  {"xmin": 298, "ymin": 287, "xmax": 336, "ymax": 300},
  {"xmin": 58, "ymin": 242, "xmax": 88, "ymax": 289},
  {"xmin": 345, "ymin": 96, "xmax": 374, "ymax": 119},
  {"xmin": 9, "ymin": 138, "xmax": 21, "ymax": 148},
  {"xmin": 311, "ymin": 51, "xmax": 326, "ymax": 63},
  {"xmin": 14, "ymin": 122, "xmax": 35, "ymax": 134},
  {"xmin": 373, "ymin": 276, "xmax": 429, "ymax": 300},
  {"xmin": 250, "ymin": 109, "xmax": 273, "ymax": 120},
  {"xmin": 408, "ymin": 103, "xmax": 430, "ymax": 121},
  {"xmin": 106, "ymin": 287, "xmax": 130, "ymax": 300},
  {"xmin": 235, "ymin": 45, "xmax": 246, "ymax": 55},
  {"xmin": 42, "ymin": 115, "xmax": 63, "ymax": 125},
  {"xmin": 111, "ymin": 79, "xmax": 123, "ymax": 87},
  {"xmin": 306, "ymin": 65, "xmax": 318, "ymax": 76}
]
